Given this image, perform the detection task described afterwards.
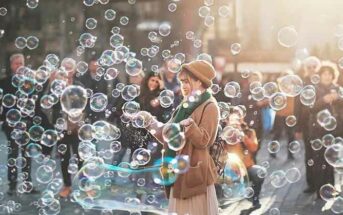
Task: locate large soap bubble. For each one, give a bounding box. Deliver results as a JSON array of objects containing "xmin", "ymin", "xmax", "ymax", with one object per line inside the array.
[
  {"xmin": 162, "ymin": 123, "xmax": 185, "ymax": 151},
  {"xmin": 278, "ymin": 74, "xmax": 303, "ymax": 97},
  {"xmin": 60, "ymin": 85, "xmax": 88, "ymax": 118}
]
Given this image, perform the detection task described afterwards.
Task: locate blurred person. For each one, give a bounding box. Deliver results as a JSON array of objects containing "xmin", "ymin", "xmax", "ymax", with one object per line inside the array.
[
  {"xmin": 161, "ymin": 61, "xmax": 182, "ymax": 108},
  {"xmin": 294, "ymin": 56, "xmax": 321, "ymax": 193},
  {"xmin": 307, "ymin": 63, "xmax": 339, "ymax": 197},
  {"xmin": 141, "ymin": 60, "xmax": 220, "ymax": 215},
  {"xmin": 223, "ymin": 111, "xmax": 265, "ymax": 214}
]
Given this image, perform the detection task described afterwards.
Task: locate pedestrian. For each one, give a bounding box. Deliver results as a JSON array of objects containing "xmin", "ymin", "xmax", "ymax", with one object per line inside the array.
[{"xmin": 142, "ymin": 60, "xmax": 220, "ymax": 215}]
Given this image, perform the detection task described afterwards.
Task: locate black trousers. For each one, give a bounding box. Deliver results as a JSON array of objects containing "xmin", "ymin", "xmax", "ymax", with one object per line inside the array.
[
  {"xmin": 58, "ymin": 133, "xmax": 82, "ymax": 187},
  {"xmin": 247, "ymin": 165, "xmax": 264, "ymax": 205},
  {"xmin": 4, "ymin": 127, "xmax": 32, "ymax": 189},
  {"xmin": 272, "ymin": 115, "xmax": 295, "ymax": 154}
]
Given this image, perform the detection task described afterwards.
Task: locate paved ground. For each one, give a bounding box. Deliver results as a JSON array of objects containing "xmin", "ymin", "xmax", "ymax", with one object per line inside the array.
[{"xmin": 0, "ymin": 130, "xmax": 341, "ymax": 215}]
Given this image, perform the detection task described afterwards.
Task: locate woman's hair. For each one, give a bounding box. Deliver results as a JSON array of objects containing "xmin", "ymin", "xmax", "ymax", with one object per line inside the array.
[
  {"xmin": 177, "ymin": 67, "xmax": 203, "ymax": 90},
  {"xmin": 140, "ymin": 71, "xmax": 162, "ymax": 95},
  {"xmin": 318, "ymin": 61, "xmax": 339, "ymax": 83}
]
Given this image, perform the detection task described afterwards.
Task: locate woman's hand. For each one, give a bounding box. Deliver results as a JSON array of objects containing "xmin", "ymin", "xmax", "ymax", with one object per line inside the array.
[{"xmin": 179, "ymin": 118, "xmax": 194, "ymax": 127}]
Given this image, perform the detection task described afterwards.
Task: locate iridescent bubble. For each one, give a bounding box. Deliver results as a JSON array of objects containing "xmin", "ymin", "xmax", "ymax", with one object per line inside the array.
[
  {"xmin": 60, "ymin": 85, "xmax": 88, "ymax": 117},
  {"xmin": 168, "ymin": 3, "xmax": 177, "ymax": 12},
  {"xmin": 79, "ymin": 33, "xmax": 97, "ymax": 48},
  {"xmin": 174, "ymin": 53, "xmax": 186, "ymax": 63},
  {"xmin": 262, "ymin": 82, "xmax": 278, "ymax": 98},
  {"xmin": 15, "ymin": 37, "xmax": 27, "ymax": 49},
  {"xmin": 194, "ymin": 39, "xmax": 202, "ymax": 48},
  {"xmin": 82, "ymin": 157, "xmax": 105, "ymax": 180},
  {"xmin": 36, "ymin": 165, "xmax": 54, "ymax": 184},
  {"xmin": 57, "ymin": 144, "xmax": 67, "ymax": 154},
  {"xmin": 331, "ymin": 197, "xmax": 343, "ymax": 214},
  {"xmin": 198, "ymin": 6, "xmax": 210, "ymax": 18},
  {"xmin": 167, "ymin": 58, "xmax": 182, "ymax": 73},
  {"xmin": 323, "ymin": 116, "xmax": 337, "ymax": 131},
  {"xmin": 122, "ymin": 101, "xmax": 140, "ymax": 115},
  {"xmin": 120, "ymin": 16, "xmax": 129, "ymax": 25},
  {"xmin": 270, "ymin": 170, "xmax": 287, "ymax": 188},
  {"xmin": 170, "ymin": 155, "xmax": 190, "ymax": 174},
  {"xmin": 78, "ymin": 124, "xmax": 95, "ymax": 142},
  {"xmin": 76, "ymin": 61, "xmax": 88, "ymax": 75},
  {"xmin": 78, "ymin": 141, "xmax": 96, "ymax": 161},
  {"xmin": 125, "ymin": 58, "xmax": 142, "ymax": 76},
  {"xmin": 220, "ymin": 126, "xmax": 244, "ymax": 145},
  {"xmin": 322, "ymin": 134, "xmax": 335, "ymax": 148},
  {"xmin": 6, "ymin": 109, "xmax": 21, "ymax": 125},
  {"xmin": 159, "ymin": 22, "xmax": 171, "ymax": 37},
  {"xmin": 110, "ymin": 34, "xmax": 124, "ymax": 48},
  {"xmin": 103, "ymin": 68, "xmax": 119, "ymax": 81},
  {"xmin": 230, "ymin": 43, "xmax": 241, "ymax": 55},
  {"xmin": 319, "ymin": 184, "xmax": 336, "ymax": 201},
  {"xmin": 300, "ymin": 85, "xmax": 316, "ymax": 106},
  {"xmin": 278, "ymin": 26, "xmax": 298, "ymax": 48},
  {"xmin": 224, "ymin": 82, "xmax": 240, "ymax": 98},
  {"xmin": 132, "ymin": 148, "xmax": 151, "ymax": 166},
  {"xmin": 269, "ymin": 92, "xmax": 287, "ymax": 111},
  {"xmin": 285, "ymin": 167, "xmax": 301, "ymax": 183},
  {"xmin": 41, "ymin": 129, "xmax": 59, "ymax": 147},
  {"xmin": 26, "ymin": 36, "xmax": 39, "ymax": 50},
  {"xmin": 122, "ymin": 84, "xmax": 140, "ymax": 101},
  {"xmin": 162, "ymin": 123, "xmax": 185, "ymax": 151},
  {"xmin": 196, "ymin": 53, "xmax": 212, "ymax": 64},
  {"xmin": 110, "ymin": 141, "xmax": 121, "ymax": 153},
  {"xmin": 159, "ymin": 90, "xmax": 174, "ymax": 108},
  {"xmin": 85, "ymin": 18, "xmax": 97, "ymax": 30},
  {"xmin": 26, "ymin": 0, "xmax": 39, "ymax": 9},
  {"xmin": 50, "ymin": 79, "xmax": 67, "ymax": 96},
  {"xmin": 132, "ymin": 111, "xmax": 153, "ymax": 128},
  {"xmin": 90, "ymin": 93, "xmax": 108, "ymax": 112},
  {"xmin": 317, "ymin": 109, "xmax": 331, "ymax": 126},
  {"xmin": 15, "ymin": 131, "xmax": 30, "ymax": 146},
  {"xmin": 0, "ymin": 7, "xmax": 7, "ymax": 16},
  {"xmin": 104, "ymin": 9, "xmax": 116, "ymax": 21},
  {"xmin": 285, "ymin": 115, "xmax": 297, "ymax": 127},
  {"xmin": 28, "ymin": 125, "xmax": 44, "ymax": 141},
  {"xmin": 278, "ymin": 74, "xmax": 303, "ymax": 97},
  {"xmin": 288, "ymin": 140, "xmax": 301, "ymax": 154},
  {"xmin": 324, "ymin": 144, "xmax": 343, "ymax": 168},
  {"xmin": 268, "ymin": 141, "xmax": 281, "ymax": 154},
  {"xmin": 218, "ymin": 102, "xmax": 230, "ymax": 120}
]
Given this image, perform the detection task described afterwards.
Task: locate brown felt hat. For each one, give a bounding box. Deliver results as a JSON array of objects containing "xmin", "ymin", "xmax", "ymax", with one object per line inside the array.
[{"xmin": 181, "ymin": 60, "xmax": 216, "ymax": 88}]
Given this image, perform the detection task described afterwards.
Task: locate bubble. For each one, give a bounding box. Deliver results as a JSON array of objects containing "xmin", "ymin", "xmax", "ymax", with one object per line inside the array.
[
  {"xmin": 104, "ymin": 9, "xmax": 116, "ymax": 21},
  {"xmin": 28, "ymin": 125, "xmax": 44, "ymax": 141},
  {"xmin": 224, "ymin": 81, "xmax": 240, "ymax": 98},
  {"xmin": 162, "ymin": 123, "xmax": 185, "ymax": 151},
  {"xmin": 128, "ymin": 0, "xmax": 136, "ymax": 4},
  {"xmin": 125, "ymin": 58, "xmax": 143, "ymax": 76},
  {"xmin": 194, "ymin": 39, "xmax": 202, "ymax": 48},
  {"xmin": 14, "ymin": 131, "xmax": 30, "ymax": 146},
  {"xmin": 269, "ymin": 208, "xmax": 280, "ymax": 215},
  {"xmin": 285, "ymin": 115, "xmax": 297, "ymax": 127},
  {"xmin": 158, "ymin": 90, "xmax": 174, "ymax": 108},
  {"xmin": 122, "ymin": 101, "xmax": 140, "ymax": 116},
  {"xmin": 323, "ymin": 116, "xmax": 337, "ymax": 131},
  {"xmin": 230, "ymin": 43, "xmax": 241, "ymax": 55},
  {"xmin": 0, "ymin": 7, "xmax": 7, "ymax": 16},
  {"xmin": 109, "ymin": 141, "xmax": 121, "ymax": 153},
  {"xmin": 76, "ymin": 61, "xmax": 88, "ymax": 75},
  {"xmin": 93, "ymin": 121, "xmax": 121, "ymax": 141},
  {"xmin": 322, "ymin": 133, "xmax": 335, "ymax": 148},
  {"xmin": 300, "ymin": 85, "xmax": 316, "ymax": 106},
  {"xmin": 120, "ymin": 16, "xmax": 129, "ymax": 25},
  {"xmin": 109, "ymin": 34, "xmax": 124, "ymax": 48},
  {"xmin": 79, "ymin": 142, "xmax": 96, "ymax": 161},
  {"xmin": 197, "ymin": 53, "xmax": 212, "ymax": 64},
  {"xmin": 122, "ymin": 84, "xmax": 140, "ymax": 101},
  {"xmin": 41, "ymin": 129, "xmax": 59, "ymax": 147},
  {"xmin": 262, "ymin": 82, "xmax": 278, "ymax": 98},
  {"xmin": 132, "ymin": 111, "xmax": 154, "ymax": 128},
  {"xmin": 310, "ymin": 140, "xmax": 321, "ymax": 152},
  {"xmin": 168, "ymin": 3, "xmax": 177, "ymax": 12},
  {"xmin": 131, "ymin": 148, "xmax": 151, "ymax": 166},
  {"xmin": 268, "ymin": 141, "xmax": 281, "ymax": 154},
  {"xmin": 270, "ymin": 170, "xmax": 287, "ymax": 188},
  {"xmin": 278, "ymin": 74, "xmax": 303, "ymax": 97},
  {"xmin": 278, "ymin": 26, "xmax": 298, "ymax": 48},
  {"xmin": 26, "ymin": 0, "xmax": 39, "ymax": 8},
  {"xmin": 90, "ymin": 93, "xmax": 108, "ymax": 113},
  {"xmin": 15, "ymin": 37, "xmax": 27, "ymax": 49},
  {"xmin": 319, "ymin": 184, "xmax": 337, "ymax": 201},
  {"xmin": 324, "ymin": 144, "xmax": 343, "ymax": 168},
  {"xmin": 25, "ymin": 143, "xmax": 42, "ymax": 159},
  {"xmin": 85, "ymin": 18, "xmax": 97, "ymax": 30},
  {"xmin": 6, "ymin": 109, "xmax": 21, "ymax": 125},
  {"xmin": 204, "ymin": 15, "xmax": 215, "ymax": 27},
  {"xmin": 36, "ymin": 165, "xmax": 54, "ymax": 184},
  {"xmin": 218, "ymin": 6, "xmax": 230, "ymax": 18},
  {"xmin": 82, "ymin": 158, "xmax": 105, "ymax": 180},
  {"xmin": 79, "ymin": 33, "xmax": 97, "ymax": 48},
  {"xmin": 285, "ymin": 167, "xmax": 301, "ymax": 183},
  {"xmin": 167, "ymin": 58, "xmax": 182, "ymax": 73},
  {"xmin": 199, "ymin": 6, "xmax": 210, "ymax": 18},
  {"xmin": 331, "ymin": 197, "xmax": 343, "ymax": 214},
  {"xmin": 61, "ymin": 85, "xmax": 88, "ymax": 118},
  {"xmin": 269, "ymin": 92, "xmax": 287, "ymax": 111},
  {"xmin": 218, "ymin": 102, "xmax": 230, "ymax": 120},
  {"xmin": 26, "ymin": 36, "xmax": 39, "ymax": 50},
  {"xmin": 220, "ymin": 126, "xmax": 244, "ymax": 145},
  {"xmin": 159, "ymin": 23, "xmax": 171, "ymax": 37}
]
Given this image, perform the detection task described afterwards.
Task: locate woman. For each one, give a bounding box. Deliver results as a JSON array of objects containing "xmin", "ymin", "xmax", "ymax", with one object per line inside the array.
[
  {"xmin": 141, "ymin": 60, "xmax": 220, "ymax": 214},
  {"xmin": 139, "ymin": 71, "xmax": 170, "ymax": 122},
  {"xmin": 308, "ymin": 63, "xmax": 339, "ymax": 198}
]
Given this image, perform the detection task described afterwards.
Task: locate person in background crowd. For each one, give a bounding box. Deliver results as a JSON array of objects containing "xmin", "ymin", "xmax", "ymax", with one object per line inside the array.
[
  {"xmin": 223, "ymin": 110, "xmax": 265, "ymax": 215},
  {"xmin": 161, "ymin": 61, "xmax": 182, "ymax": 108},
  {"xmin": 307, "ymin": 62, "xmax": 339, "ymax": 197},
  {"xmin": 294, "ymin": 56, "xmax": 321, "ymax": 193},
  {"xmin": 270, "ymin": 70, "xmax": 296, "ymax": 159}
]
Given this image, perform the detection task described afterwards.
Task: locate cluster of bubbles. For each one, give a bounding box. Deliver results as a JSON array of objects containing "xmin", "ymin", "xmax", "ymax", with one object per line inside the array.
[
  {"xmin": 317, "ymin": 109, "xmax": 337, "ymax": 131},
  {"xmin": 319, "ymin": 184, "xmax": 343, "ymax": 214},
  {"xmin": 15, "ymin": 36, "xmax": 40, "ymax": 50}
]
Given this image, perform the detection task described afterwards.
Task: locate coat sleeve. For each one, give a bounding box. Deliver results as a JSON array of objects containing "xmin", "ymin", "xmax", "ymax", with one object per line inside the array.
[{"xmin": 184, "ymin": 103, "xmax": 219, "ymax": 149}]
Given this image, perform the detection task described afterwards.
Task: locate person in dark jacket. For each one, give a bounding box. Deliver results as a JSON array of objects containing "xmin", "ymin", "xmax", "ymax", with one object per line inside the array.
[{"xmin": 307, "ymin": 63, "xmax": 339, "ymax": 197}]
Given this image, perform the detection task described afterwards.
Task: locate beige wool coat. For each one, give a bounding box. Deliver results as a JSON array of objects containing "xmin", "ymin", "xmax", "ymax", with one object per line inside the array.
[{"xmin": 148, "ymin": 96, "xmax": 220, "ymax": 199}]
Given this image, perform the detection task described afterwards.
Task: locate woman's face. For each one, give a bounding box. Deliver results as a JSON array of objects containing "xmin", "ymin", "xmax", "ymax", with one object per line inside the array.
[
  {"xmin": 179, "ymin": 73, "xmax": 202, "ymax": 97},
  {"xmin": 320, "ymin": 70, "xmax": 334, "ymax": 86},
  {"xmin": 147, "ymin": 76, "xmax": 160, "ymax": 91}
]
